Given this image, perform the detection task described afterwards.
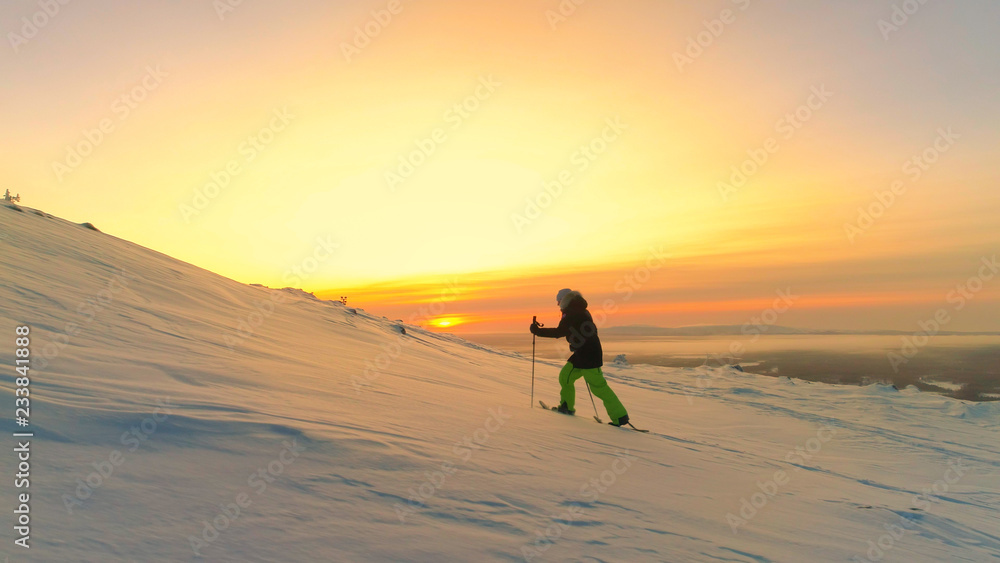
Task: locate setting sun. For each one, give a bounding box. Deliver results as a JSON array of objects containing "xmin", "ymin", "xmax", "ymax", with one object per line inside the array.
[{"xmin": 431, "ymin": 316, "xmax": 463, "ymax": 329}]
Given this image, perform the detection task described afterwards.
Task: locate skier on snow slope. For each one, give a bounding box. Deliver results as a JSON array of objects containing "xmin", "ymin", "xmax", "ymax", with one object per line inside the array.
[{"xmin": 530, "ymin": 288, "xmax": 630, "ymax": 427}]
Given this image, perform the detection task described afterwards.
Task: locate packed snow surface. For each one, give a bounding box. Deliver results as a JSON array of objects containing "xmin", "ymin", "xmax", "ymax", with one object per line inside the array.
[{"xmin": 1, "ymin": 205, "xmax": 998, "ymax": 562}]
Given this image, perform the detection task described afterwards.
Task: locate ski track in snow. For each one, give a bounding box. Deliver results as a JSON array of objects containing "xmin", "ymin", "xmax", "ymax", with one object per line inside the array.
[{"xmin": 1, "ymin": 204, "xmax": 998, "ymax": 562}]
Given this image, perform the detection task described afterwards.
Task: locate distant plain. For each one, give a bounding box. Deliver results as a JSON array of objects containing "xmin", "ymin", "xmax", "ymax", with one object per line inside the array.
[{"xmin": 465, "ymin": 333, "xmax": 1000, "ymax": 401}]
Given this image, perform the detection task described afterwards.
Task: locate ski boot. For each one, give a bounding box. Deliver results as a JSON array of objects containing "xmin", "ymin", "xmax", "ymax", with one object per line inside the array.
[
  {"xmin": 555, "ymin": 402, "xmax": 576, "ymax": 415},
  {"xmin": 609, "ymin": 414, "xmax": 629, "ymax": 427}
]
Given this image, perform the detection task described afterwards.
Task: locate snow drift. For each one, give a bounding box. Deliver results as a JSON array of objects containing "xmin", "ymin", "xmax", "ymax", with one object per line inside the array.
[{"xmin": 1, "ymin": 204, "xmax": 998, "ymax": 562}]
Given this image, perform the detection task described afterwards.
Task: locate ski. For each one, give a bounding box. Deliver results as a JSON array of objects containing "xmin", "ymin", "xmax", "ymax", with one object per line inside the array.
[
  {"xmin": 540, "ymin": 400, "xmax": 598, "ymax": 421},
  {"xmin": 539, "ymin": 400, "xmax": 574, "ymax": 414},
  {"xmin": 539, "ymin": 401, "xmax": 646, "ymax": 430},
  {"xmin": 610, "ymin": 422, "xmax": 650, "ymax": 433}
]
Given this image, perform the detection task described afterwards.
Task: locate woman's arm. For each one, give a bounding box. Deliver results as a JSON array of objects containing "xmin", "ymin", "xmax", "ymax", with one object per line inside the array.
[{"xmin": 532, "ymin": 315, "xmax": 570, "ymax": 338}]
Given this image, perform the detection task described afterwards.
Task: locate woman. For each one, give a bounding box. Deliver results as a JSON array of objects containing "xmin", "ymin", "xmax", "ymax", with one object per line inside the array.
[{"xmin": 531, "ymin": 288, "xmax": 630, "ymax": 426}]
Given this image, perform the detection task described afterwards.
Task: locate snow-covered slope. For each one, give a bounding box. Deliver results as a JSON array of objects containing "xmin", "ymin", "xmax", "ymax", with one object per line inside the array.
[{"xmin": 1, "ymin": 204, "xmax": 998, "ymax": 562}]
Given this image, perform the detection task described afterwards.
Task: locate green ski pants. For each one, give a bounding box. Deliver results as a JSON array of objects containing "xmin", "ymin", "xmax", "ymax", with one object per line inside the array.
[{"xmin": 559, "ymin": 362, "xmax": 628, "ymax": 422}]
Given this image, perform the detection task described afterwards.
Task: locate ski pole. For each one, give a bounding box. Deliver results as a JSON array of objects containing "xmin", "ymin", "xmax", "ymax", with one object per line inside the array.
[
  {"xmin": 584, "ymin": 380, "xmax": 602, "ymax": 423},
  {"xmin": 531, "ymin": 316, "xmax": 537, "ymax": 408}
]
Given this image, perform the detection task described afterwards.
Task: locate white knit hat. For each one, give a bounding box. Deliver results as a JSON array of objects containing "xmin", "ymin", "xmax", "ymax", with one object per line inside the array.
[{"xmin": 556, "ymin": 288, "xmax": 573, "ymax": 304}]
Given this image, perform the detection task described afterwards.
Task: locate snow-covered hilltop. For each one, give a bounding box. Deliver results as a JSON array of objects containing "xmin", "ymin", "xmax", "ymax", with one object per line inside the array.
[{"xmin": 1, "ymin": 204, "xmax": 998, "ymax": 562}]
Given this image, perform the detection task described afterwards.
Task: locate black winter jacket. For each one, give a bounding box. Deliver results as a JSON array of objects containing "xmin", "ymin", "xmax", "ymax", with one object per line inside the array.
[{"xmin": 533, "ymin": 293, "xmax": 603, "ymax": 369}]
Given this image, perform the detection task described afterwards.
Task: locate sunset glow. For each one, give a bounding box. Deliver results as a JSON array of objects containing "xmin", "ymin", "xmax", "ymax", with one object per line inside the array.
[{"xmin": 4, "ymin": 1, "xmax": 999, "ymax": 333}]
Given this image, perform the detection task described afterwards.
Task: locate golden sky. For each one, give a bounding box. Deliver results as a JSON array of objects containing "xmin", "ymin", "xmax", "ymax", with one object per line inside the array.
[{"xmin": 3, "ymin": 0, "xmax": 999, "ymax": 332}]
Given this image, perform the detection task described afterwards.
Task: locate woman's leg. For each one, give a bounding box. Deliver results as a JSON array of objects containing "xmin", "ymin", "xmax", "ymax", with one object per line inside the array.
[
  {"xmin": 581, "ymin": 368, "xmax": 628, "ymax": 422},
  {"xmin": 558, "ymin": 362, "xmax": 581, "ymax": 410}
]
